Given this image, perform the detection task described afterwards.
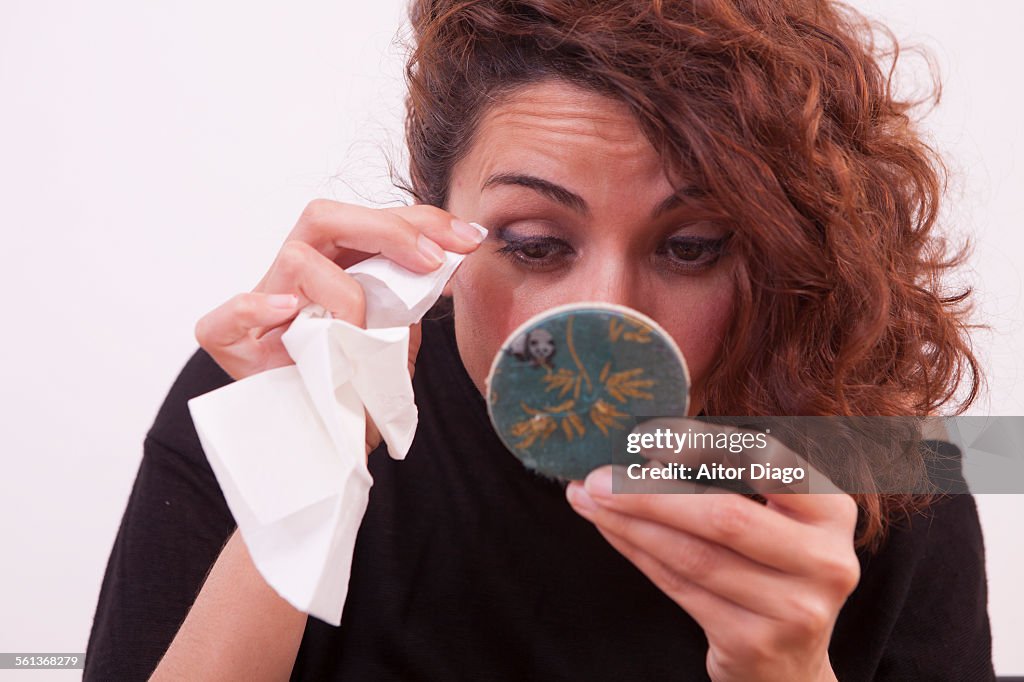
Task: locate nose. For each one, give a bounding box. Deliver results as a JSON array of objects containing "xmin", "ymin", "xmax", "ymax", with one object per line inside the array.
[{"xmin": 573, "ymin": 259, "xmax": 640, "ymax": 310}]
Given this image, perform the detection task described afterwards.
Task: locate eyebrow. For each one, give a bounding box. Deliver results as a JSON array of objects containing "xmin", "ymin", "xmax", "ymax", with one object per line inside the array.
[
  {"xmin": 482, "ymin": 173, "xmax": 588, "ymax": 215},
  {"xmin": 649, "ymin": 187, "xmax": 707, "ymax": 218},
  {"xmin": 481, "ymin": 172, "xmax": 705, "ymax": 219}
]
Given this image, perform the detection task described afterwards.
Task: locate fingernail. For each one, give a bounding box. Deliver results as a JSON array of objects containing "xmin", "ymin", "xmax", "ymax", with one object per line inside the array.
[
  {"xmin": 584, "ymin": 467, "xmax": 614, "ymax": 501},
  {"xmin": 451, "ymin": 218, "xmax": 484, "ymax": 243},
  {"xmin": 417, "ymin": 233, "xmax": 445, "ymax": 265},
  {"xmin": 567, "ymin": 482, "xmax": 598, "ymax": 514},
  {"xmin": 267, "ymin": 294, "xmax": 299, "ymax": 308}
]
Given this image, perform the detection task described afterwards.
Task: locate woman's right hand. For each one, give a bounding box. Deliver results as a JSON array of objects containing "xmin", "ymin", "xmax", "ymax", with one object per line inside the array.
[{"xmin": 194, "ymin": 199, "xmax": 484, "ymax": 449}]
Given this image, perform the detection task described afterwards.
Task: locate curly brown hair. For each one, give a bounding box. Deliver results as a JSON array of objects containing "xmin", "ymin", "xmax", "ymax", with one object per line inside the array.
[{"xmin": 399, "ymin": 0, "xmax": 982, "ymax": 550}]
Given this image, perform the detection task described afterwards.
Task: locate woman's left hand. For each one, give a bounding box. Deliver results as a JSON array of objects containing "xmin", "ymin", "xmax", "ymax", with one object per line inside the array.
[{"xmin": 566, "ymin": 419, "xmax": 860, "ymax": 682}]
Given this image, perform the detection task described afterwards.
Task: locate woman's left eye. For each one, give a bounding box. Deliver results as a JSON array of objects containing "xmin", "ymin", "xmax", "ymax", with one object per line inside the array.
[{"xmin": 657, "ymin": 235, "xmax": 729, "ymax": 272}]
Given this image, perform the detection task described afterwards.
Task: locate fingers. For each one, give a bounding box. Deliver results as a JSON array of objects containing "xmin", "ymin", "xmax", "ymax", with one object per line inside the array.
[
  {"xmin": 199, "ymin": 244, "xmax": 368, "ymax": 380},
  {"xmin": 259, "ymin": 240, "xmax": 368, "ymax": 326},
  {"xmin": 201, "ymin": 199, "xmax": 485, "ymax": 382},
  {"xmin": 195, "ymin": 293, "xmax": 301, "ymax": 349},
  {"xmin": 568, "ymin": 482, "xmax": 816, "ymax": 621},
  {"xmin": 384, "ymin": 204, "xmax": 486, "ymax": 254},
  {"xmin": 590, "ymin": 518, "xmax": 756, "ymax": 635},
  {"xmin": 599, "ymin": 516, "xmax": 852, "ymax": 681},
  {"xmin": 576, "ymin": 467, "xmax": 832, "ymax": 575},
  {"xmin": 194, "ymin": 292, "xmax": 303, "ymax": 379},
  {"xmin": 631, "ymin": 417, "xmax": 854, "ymax": 525},
  {"xmin": 283, "ymin": 200, "xmax": 483, "ymax": 275}
]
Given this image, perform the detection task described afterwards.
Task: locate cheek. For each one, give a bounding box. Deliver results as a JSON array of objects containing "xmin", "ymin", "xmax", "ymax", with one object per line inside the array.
[
  {"xmin": 451, "ymin": 252, "xmax": 579, "ymax": 394},
  {"xmin": 450, "ymin": 255, "xmax": 528, "ymax": 395},
  {"xmin": 653, "ymin": 273, "xmax": 735, "ymax": 413}
]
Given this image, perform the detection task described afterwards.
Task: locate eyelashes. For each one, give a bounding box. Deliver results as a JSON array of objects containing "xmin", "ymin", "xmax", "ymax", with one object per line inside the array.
[
  {"xmin": 655, "ymin": 234, "xmax": 731, "ymax": 273},
  {"xmin": 494, "ymin": 228, "xmax": 730, "ymax": 274},
  {"xmin": 494, "ymin": 234, "xmax": 573, "ymax": 270}
]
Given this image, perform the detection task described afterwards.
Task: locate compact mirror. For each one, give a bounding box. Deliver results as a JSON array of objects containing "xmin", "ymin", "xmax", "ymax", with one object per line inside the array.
[{"xmin": 485, "ymin": 302, "xmax": 690, "ymax": 481}]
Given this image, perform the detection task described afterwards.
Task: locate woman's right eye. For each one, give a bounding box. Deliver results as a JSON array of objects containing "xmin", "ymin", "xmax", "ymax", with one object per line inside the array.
[{"xmin": 494, "ymin": 231, "xmax": 574, "ymax": 271}]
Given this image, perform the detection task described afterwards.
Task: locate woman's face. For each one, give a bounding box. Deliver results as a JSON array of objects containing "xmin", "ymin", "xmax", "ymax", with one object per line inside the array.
[{"xmin": 446, "ymin": 80, "xmax": 736, "ymax": 415}]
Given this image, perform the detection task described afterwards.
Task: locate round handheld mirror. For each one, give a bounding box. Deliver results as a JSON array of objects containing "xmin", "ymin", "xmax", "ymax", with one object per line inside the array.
[{"xmin": 485, "ymin": 302, "xmax": 690, "ymax": 481}]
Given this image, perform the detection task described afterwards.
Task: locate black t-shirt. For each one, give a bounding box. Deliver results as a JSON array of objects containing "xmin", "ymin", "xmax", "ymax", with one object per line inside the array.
[{"xmin": 83, "ymin": 304, "xmax": 996, "ymax": 681}]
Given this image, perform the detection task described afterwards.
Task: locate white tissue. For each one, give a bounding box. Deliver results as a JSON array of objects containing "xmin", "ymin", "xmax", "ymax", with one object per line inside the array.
[{"xmin": 187, "ymin": 223, "xmax": 486, "ymax": 626}]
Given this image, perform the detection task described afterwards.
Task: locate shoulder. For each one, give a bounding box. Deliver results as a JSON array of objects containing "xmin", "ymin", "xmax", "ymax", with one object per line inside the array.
[
  {"xmin": 874, "ymin": 493, "xmax": 993, "ymax": 679},
  {"xmin": 830, "ymin": 443, "xmax": 995, "ymax": 680},
  {"xmin": 147, "ymin": 347, "xmax": 234, "ymax": 458},
  {"xmin": 887, "ymin": 491, "xmax": 988, "ymax": 607}
]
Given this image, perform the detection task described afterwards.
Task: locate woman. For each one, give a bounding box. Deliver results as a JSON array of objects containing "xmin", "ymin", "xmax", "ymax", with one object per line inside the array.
[{"xmin": 84, "ymin": 0, "xmax": 994, "ymax": 680}]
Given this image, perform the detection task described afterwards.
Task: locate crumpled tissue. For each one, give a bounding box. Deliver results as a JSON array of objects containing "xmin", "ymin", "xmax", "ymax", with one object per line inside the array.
[{"xmin": 187, "ymin": 223, "xmax": 486, "ymax": 625}]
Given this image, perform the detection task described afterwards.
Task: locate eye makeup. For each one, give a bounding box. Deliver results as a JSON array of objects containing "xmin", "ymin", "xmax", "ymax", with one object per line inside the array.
[
  {"xmin": 494, "ymin": 226, "xmax": 575, "ymax": 271},
  {"xmin": 492, "ymin": 225, "xmax": 731, "ymax": 274},
  {"xmin": 655, "ymin": 233, "xmax": 731, "ymax": 273}
]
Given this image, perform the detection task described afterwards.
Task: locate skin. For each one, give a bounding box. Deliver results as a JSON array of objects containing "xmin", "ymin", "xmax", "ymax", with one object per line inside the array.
[
  {"xmin": 167, "ymin": 79, "xmax": 858, "ymax": 682},
  {"xmin": 445, "ymin": 81, "xmax": 734, "ymax": 411}
]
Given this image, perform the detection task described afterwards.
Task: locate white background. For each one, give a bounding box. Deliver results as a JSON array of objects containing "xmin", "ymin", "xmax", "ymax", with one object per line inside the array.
[{"xmin": 1, "ymin": 0, "xmax": 1021, "ymax": 678}]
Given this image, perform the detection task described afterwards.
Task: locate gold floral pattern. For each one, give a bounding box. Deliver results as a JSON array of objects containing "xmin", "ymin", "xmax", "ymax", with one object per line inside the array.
[
  {"xmin": 509, "ymin": 314, "xmax": 657, "ymax": 449},
  {"xmin": 609, "ymin": 317, "xmax": 653, "ymax": 344}
]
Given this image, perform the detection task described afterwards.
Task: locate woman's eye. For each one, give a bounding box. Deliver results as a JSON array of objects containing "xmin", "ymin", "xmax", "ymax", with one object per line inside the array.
[
  {"xmin": 518, "ymin": 241, "xmax": 557, "ymax": 259},
  {"xmin": 658, "ymin": 235, "xmax": 729, "ymax": 272},
  {"xmin": 495, "ymin": 234, "xmax": 574, "ymax": 270},
  {"xmin": 668, "ymin": 241, "xmax": 704, "ymax": 261}
]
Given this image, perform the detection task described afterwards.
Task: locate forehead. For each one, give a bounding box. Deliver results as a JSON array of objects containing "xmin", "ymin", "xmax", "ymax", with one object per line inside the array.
[{"xmin": 452, "ymin": 80, "xmax": 673, "ymax": 205}]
